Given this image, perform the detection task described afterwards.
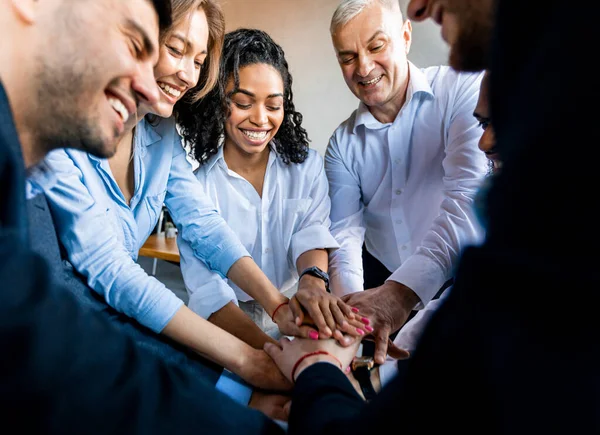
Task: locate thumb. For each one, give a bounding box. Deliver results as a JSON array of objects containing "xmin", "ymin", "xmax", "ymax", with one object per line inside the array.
[
  {"xmin": 387, "ymin": 339, "xmax": 410, "ymax": 360},
  {"xmin": 264, "ymin": 341, "xmax": 282, "ymax": 361}
]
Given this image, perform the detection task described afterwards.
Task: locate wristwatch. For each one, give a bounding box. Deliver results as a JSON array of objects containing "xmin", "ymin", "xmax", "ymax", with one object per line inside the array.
[
  {"xmin": 298, "ymin": 266, "xmax": 330, "ymax": 293},
  {"xmin": 351, "ymin": 356, "xmax": 377, "ymax": 402}
]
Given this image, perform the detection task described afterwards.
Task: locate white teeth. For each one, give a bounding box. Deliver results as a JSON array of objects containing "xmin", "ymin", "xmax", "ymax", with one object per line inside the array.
[
  {"xmin": 158, "ymin": 82, "xmax": 182, "ymax": 98},
  {"xmin": 242, "ymin": 130, "xmax": 268, "ymax": 140},
  {"xmin": 108, "ymin": 97, "xmax": 129, "ymax": 123},
  {"xmin": 362, "ymin": 75, "xmax": 382, "ymax": 86}
]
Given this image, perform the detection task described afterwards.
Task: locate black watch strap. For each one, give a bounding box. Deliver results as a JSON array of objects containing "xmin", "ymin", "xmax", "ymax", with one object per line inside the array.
[
  {"xmin": 353, "ymin": 365, "xmax": 377, "ymax": 402},
  {"xmin": 298, "ymin": 266, "xmax": 330, "ymax": 293}
]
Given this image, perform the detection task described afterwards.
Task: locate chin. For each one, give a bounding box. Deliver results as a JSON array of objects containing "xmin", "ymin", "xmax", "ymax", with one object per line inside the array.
[{"xmin": 152, "ymin": 102, "xmax": 175, "ymax": 119}]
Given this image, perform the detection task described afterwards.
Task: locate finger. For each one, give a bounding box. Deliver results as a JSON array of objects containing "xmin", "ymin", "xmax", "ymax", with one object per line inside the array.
[
  {"xmin": 293, "ymin": 323, "xmax": 320, "ymax": 341},
  {"xmin": 387, "ymin": 339, "xmax": 410, "ymax": 360},
  {"xmin": 288, "ymin": 296, "xmax": 304, "ymax": 326},
  {"xmin": 330, "ymin": 303, "xmax": 349, "ymax": 329},
  {"xmin": 336, "ymin": 298, "xmax": 356, "ymax": 321},
  {"xmin": 283, "ymin": 400, "xmax": 292, "ymax": 419},
  {"xmin": 301, "ymin": 300, "xmax": 331, "ymax": 338},
  {"xmin": 318, "ymin": 301, "xmax": 337, "ymax": 337},
  {"xmin": 373, "ymin": 327, "xmax": 391, "ymax": 365},
  {"xmin": 264, "ymin": 341, "xmax": 283, "ymax": 362},
  {"xmin": 332, "ymin": 329, "xmax": 357, "ymax": 347},
  {"xmin": 337, "ymin": 316, "xmax": 370, "ymax": 337}
]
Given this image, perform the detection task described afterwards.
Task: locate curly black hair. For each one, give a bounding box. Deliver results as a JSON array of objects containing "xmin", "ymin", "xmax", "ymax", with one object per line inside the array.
[{"xmin": 176, "ymin": 28, "xmax": 310, "ymax": 165}]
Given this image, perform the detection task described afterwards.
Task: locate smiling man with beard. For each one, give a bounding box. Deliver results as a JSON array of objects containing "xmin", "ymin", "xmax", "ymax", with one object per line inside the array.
[{"xmin": 0, "ymin": 0, "xmax": 285, "ymax": 433}]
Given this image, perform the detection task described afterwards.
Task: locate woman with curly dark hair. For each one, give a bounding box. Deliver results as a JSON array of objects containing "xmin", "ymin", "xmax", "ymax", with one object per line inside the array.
[{"xmin": 177, "ymin": 28, "xmax": 371, "ymax": 342}]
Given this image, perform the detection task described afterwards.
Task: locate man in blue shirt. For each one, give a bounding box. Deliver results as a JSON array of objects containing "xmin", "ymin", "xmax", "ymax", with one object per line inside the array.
[{"xmin": 0, "ymin": 0, "xmax": 284, "ymax": 432}]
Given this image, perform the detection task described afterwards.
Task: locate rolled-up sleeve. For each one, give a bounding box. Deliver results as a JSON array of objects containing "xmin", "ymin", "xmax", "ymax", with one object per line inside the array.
[
  {"xmin": 325, "ymin": 135, "xmax": 366, "ymax": 296},
  {"xmin": 44, "ymin": 150, "xmax": 183, "ymax": 333},
  {"xmin": 289, "ymin": 152, "xmax": 339, "ymax": 265},
  {"xmin": 164, "ymin": 133, "xmax": 249, "ymax": 277},
  {"xmin": 178, "ymin": 231, "xmax": 238, "ymax": 319}
]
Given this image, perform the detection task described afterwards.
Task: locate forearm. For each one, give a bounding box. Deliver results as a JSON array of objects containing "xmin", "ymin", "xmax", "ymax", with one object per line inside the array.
[
  {"xmin": 208, "ymin": 301, "xmax": 277, "ymax": 349},
  {"xmin": 227, "ymin": 256, "xmax": 287, "ymax": 316},
  {"xmin": 161, "ymin": 305, "xmax": 253, "ymax": 374},
  {"xmin": 297, "ymin": 249, "xmax": 329, "ymax": 273}
]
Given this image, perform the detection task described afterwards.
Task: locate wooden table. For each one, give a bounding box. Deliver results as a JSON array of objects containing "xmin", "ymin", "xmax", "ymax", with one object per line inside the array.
[{"xmin": 139, "ymin": 233, "xmax": 180, "ymax": 263}]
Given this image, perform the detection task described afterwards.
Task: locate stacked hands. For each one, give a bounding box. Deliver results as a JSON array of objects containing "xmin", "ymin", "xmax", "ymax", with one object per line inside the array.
[{"xmin": 246, "ymin": 282, "xmax": 414, "ymax": 420}]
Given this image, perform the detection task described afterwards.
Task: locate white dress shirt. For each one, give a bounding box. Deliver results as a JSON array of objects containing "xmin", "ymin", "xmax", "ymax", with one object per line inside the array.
[
  {"xmin": 326, "ymin": 63, "xmax": 487, "ymax": 306},
  {"xmin": 180, "ymin": 146, "xmax": 339, "ymax": 319}
]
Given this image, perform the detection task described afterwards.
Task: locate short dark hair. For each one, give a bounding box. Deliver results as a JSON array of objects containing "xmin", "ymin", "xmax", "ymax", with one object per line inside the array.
[
  {"xmin": 147, "ymin": 0, "xmax": 173, "ymax": 33},
  {"xmin": 177, "ymin": 28, "xmax": 310, "ymax": 166}
]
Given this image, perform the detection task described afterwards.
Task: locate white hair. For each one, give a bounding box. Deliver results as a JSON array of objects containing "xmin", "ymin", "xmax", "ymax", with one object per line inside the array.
[{"xmin": 330, "ymin": 0, "xmax": 405, "ymax": 34}]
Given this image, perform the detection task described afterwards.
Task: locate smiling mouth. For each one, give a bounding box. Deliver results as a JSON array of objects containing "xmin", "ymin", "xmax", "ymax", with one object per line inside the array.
[
  {"xmin": 158, "ymin": 82, "xmax": 182, "ymax": 99},
  {"xmin": 241, "ymin": 129, "xmax": 270, "ymax": 141},
  {"xmin": 359, "ymin": 75, "xmax": 383, "ymax": 87}
]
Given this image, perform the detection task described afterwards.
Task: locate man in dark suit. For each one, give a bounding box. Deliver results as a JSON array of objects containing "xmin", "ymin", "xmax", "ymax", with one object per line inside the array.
[
  {"xmin": 0, "ymin": 0, "xmax": 283, "ymax": 432},
  {"xmin": 266, "ymin": 0, "xmax": 600, "ymax": 433}
]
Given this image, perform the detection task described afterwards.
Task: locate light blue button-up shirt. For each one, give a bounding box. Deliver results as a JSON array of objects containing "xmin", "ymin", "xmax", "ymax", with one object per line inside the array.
[{"xmin": 41, "ymin": 117, "xmax": 250, "ymax": 333}]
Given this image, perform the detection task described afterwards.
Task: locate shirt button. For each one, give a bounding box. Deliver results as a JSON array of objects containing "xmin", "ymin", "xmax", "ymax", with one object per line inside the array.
[
  {"xmin": 395, "ymin": 189, "xmax": 403, "ymax": 195},
  {"xmin": 264, "ymin": 248, "xmax": 270, "ymax": 254},
  {"xmin": 395, "ymin": 219, "xmax": 403, "ymax": 225},
  {"xmin": 395, "ymin": 159, "xmax": 402, "ymax": 165},
  {"xmin": 401, "ymin": 245, "xmax": 408, "ymax": 251}
]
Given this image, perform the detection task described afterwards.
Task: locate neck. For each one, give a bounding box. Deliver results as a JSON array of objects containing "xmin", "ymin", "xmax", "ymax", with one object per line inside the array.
[{"xmin": 222, "ymin": 140, "xmax": 270, "ymax": 176}]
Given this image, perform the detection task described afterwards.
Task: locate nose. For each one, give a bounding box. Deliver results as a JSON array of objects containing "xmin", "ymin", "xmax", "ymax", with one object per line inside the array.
[
  {"xmin": 478, "ymin": 125, "xmax": 496, "ymax": 154},
  {"xmin": 250, "ymin": 105, "xmax": 268, "ymax": 126},
  {"xmin": 176, "ymin": 58, "xmax": 196, "ymax": 88},
  {"xmin": 406, "ymin": 0, "xmax": 431, "ymax": 22},
  {"xmin": 132, "ymin": 60, "xmax": 159, "ymax": 106},
  {"xmin": 356, "ymin": 53, "xmax": 375, "ymax": 78}
]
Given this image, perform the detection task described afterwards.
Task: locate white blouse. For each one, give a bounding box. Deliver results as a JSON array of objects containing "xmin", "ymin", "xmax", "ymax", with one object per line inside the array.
[{"xmin": 180, "ymin": 146, "xmax": 339, "ymax": 319}]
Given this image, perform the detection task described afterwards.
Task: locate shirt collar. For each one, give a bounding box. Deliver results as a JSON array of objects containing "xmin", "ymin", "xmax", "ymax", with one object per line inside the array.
[
  {"xmin": 204, "ymin": 142, "xmax": 279, "ymax": 175},
  {"xmin": 26, "ymin": 159, "xmax": 57, "ymax": 199},
  {"xmin": 352, "ymin": 61, "xmax": 435, "ymax": 133}
]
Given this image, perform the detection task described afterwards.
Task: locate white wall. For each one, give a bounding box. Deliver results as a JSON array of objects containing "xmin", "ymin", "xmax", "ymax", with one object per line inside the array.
[{"xmin": 220, "ymin": 0, "xmax": 448, "ymax": 155}]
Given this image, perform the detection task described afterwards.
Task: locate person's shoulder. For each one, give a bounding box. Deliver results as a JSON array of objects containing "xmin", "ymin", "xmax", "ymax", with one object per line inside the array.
[{"xmin": 426, "ymin": 65, "xmax": 483, "ymax": 94}]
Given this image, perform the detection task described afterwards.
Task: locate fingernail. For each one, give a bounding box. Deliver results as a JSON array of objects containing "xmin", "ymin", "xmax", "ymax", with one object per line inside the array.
[
  {"xmin": 356, "ymin": 328, "xmax": 365, "ymax": 335},
  {"xmin": 364, "ymin": 325, "xmax": 374, "ymax": 333},
  {"xmin": 351, "ymin": 307, "xmax": 359, "ymax": 313},
  {"xmin": 325, "ymin": 327, "xmax": 332, "ymax": 336},
  {"xmin": 361, "ymin": 317, "xmax": 370, "ymax": 325},
  {"xmin": 309, "ymin": 330, "xmax": 319, "ymax": 340}
]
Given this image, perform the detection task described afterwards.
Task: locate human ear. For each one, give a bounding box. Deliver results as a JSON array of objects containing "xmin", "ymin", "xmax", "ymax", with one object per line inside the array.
[
  {"xmin": 9, "ymin": 0, "xmax": 40, "ymax": 25},
  {"xmin": 403, "ymin": 20, "xmax": 413, "ymax": 54}
]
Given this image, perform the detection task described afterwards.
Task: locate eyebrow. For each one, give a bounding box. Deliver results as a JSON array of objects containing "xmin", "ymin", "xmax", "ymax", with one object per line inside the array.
[
  {"xmin": 126, "ymin": 19, "xmax": 156, "ymax": 56},
  {"xmin": 473, "ymin": 112, "xmax": 490, "ymax": 120},
  {"xmin": 233, "ymin": 89, "xmax": 284, "ymax": 99},
  {"xmin": 171, "ymin": 33, "xmax": 208, "ymax": 55},
  {"xmin": 337, "ymin": 30, "xmax": 387, "ymax": 56}
]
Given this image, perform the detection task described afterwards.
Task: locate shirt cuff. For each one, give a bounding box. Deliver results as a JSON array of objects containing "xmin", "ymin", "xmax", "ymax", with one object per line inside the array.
[
  {"xmin": 187, "ymin": 281, "xmax": 238, "ymax": 319},
  {"xmin": 290, "ymin": 225, "xmax": 339, "ymax": 265},
  {"xmin": 387, "ymin": 254, "xmax": 446, "ymax": 308},
  {"xmin": 329, "ymin": 270, "xmax": 364, "ymax": 297},
  {"xmin": 215, "ymin": 369, "xmax": 253, "ymax": 406}
]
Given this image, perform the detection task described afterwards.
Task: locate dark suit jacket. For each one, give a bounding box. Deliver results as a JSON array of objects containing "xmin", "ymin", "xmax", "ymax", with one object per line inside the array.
[
  {"xmin": 288, "ymin": 1, "xmax": 600, "ymax": 433},
  {"xmin": 0, "ymin": 82, "xmax": 282, "ymax": 434}
]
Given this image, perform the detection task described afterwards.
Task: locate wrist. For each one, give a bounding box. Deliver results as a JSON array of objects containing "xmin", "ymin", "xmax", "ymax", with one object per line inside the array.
[
  {"xmin": 292, "ymin": 351, "xmax": 342, "ymax": 382},
  {"xmin": 299, "ymin": 274, "xmax": 327, "ymax": 291},
  {"xmin": 384, "ymin": 280, "xmax": 420, "ymax": 310}
]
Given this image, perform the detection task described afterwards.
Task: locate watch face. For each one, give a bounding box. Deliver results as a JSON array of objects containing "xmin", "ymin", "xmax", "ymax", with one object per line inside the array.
[{"xmin": 352, "ymin": 356, "xmax": 375, "ymax": 371}]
